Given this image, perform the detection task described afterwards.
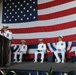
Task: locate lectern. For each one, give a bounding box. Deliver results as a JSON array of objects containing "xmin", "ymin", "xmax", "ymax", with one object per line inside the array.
[{"xmin": 0, "ymin": 35, "xmax": 9, "ymax": 66}]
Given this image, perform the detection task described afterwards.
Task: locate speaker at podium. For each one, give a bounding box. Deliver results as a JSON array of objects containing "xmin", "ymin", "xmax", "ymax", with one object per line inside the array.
[{"xmin": 0, "ymin": 34, "xmax": 10, "ymax": 67}]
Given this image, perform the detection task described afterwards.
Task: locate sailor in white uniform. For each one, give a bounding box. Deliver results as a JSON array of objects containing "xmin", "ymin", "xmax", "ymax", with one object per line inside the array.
[
  {"xmin": 2, "ymin": 26, "xmax": 13, "ymax": 65},
  {"xmin": 34, "ymin": 39, "xmax": 47, "ymax": 63},
  {"xmin": 70, "ymin": 42, "xmax": 76, "ymax": 63},
  {"xmin": 54, "ymin": 36, "xmax": 66, "ymax": 63},
  {"xmin": 3, "ymin": 26, "xmax": 13, "ymax": 40},
  {"xmin": 14, "ymin": 40, "xmax": 28, "ymax": 63},
  {"xmin": 70, "ymin": 42, "xmax": 76, "ymax": 55}
]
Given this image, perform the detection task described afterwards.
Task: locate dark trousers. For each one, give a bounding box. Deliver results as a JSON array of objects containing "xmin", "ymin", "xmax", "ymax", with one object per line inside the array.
[{"xmin": 71, "ymin": 56, "xmax": 76, "ymax": 62}]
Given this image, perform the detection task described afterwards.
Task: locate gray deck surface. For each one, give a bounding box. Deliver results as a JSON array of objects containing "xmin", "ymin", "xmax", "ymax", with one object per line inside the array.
[{"xmin": 5, "ymin": 62, "xmax": 76, "ymax": 72}]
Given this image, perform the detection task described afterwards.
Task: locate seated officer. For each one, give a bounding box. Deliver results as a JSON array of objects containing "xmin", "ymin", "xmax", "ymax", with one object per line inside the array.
[
  {"xmin": 70, "ymin": 41, "xmax": 76, "ymax": 63},
  {"xmin": 34, "ymin": 39, "xmax": 47, "ymax": 63},
  {"xmin": 14, "ymin": 40, "xmax": 28, "ymax": 63},
  {"xmin": 54, "ymin": 36, "xmax": 66, "ymax": 63}
]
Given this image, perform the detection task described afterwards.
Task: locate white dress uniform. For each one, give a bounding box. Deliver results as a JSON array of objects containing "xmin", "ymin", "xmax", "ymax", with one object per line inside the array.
[
  {"xmin": 70, "ymin": 42, "xmax": 76, "ymax": 56},
  {"xmin": 70, "ymin": 47, "xmax": 76, "ymax": 55},
  {"xmin": 3, "ymin": 30, "xmax": 13, "ymax": 64},
  {"xmin": 54, "ymin": 41, "xmax": 66, "ymax": 63},
  {"xmin": 3, "ymin": 30, "xmax": 13, "ymax": 40},
  {"xmin": 34, "ymin": 43, "xmax": 46, "ymax": 63},
  {"xmin": 14, "ymin": 44, "xmax": 28, "ymax": 63}
]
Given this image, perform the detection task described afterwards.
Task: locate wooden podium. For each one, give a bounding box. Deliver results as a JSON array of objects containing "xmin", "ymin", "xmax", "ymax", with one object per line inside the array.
[{"xmin": 0, "ymin": 35, "xmax": 10, "ymax": 66}]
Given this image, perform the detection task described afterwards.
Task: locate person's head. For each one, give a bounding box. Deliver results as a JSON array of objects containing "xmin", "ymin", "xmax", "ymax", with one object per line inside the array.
[
  {"xmin": 7, "ymin": 71, "xmax": 17, "ymax": 75},
  {"xmin": 58, "ymin": 36, "xmax": 63, "ymax": 41},
  {"xmin": 38, "ymin": 39, "xmax": 43, "ymax": 43},
  {"xmin": 0, "ymin": 70, "xmax": 4, "ymax": 75},
  {"xmin": 21, "ymin": 40, "xmax": 26, "ymax": 44},
  {"xmin": 3, "ymin": 26, "xmax": 9, "ymax": 31}
]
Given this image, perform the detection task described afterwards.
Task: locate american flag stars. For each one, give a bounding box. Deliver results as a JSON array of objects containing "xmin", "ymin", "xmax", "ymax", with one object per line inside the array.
[{"xmin": 2, "ymin": 0, "xmax": 38, "ymax": 23}]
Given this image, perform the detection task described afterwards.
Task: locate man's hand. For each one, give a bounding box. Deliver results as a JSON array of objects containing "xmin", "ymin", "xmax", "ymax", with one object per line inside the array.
[
  {"xmin": 7, "ymin": 33, "xmax": 9, "ymax": 37},
  {"xmin": 19, "ymin": 51, "xmax": 23, "ymax": 53},
  {"xmin": 58, "ymin": 49, "xmax": 61, "ymax": 51},
  {"xmin": 37, "ymin": 50, "xmax": 42, "ymax": 52},
  {"xmin": 37, "ymin": 50, "xmax": 40, "ymax": 52},
  {"xmin": 40, "ymin": 50, "xmax": 42, "ymax": 52},
  {"xmin": 42, "ymin": 45, "xmax": 44, "ymax": 48}
]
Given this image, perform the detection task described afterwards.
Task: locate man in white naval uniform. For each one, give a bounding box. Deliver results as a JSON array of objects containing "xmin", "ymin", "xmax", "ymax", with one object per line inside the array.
[
  {"xmin": 70, "ymin": 42, "xmax": 76, "ymax": 55},
  {"xmin": 14, "ymin": 40, "xmax": 28, "ymax": 63},
  {"xmin": 54, "ymin": 36, "xmax": 66, "ymax": 63},
  {"xmin": 34, "ymin": 39, "xmax": 47, "ymax": 63},
  {"xmin": 3, "ymin": 26, "xmax": 13, "ymax": 40},
  {"xmin": 70, "ymin": 41, "xmax": 76, "ymax": 63},
  {"xmin": 2, "ymin": 26, "xmax": 13, "ymax": 65}
]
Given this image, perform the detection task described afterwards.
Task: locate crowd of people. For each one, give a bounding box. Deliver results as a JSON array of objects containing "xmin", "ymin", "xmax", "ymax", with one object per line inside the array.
[{"xmin": 0, "ymin": 26, "xmax": 76, "ymax": 65}]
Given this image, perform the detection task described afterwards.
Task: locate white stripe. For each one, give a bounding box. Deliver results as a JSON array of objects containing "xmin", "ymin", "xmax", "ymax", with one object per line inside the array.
[
  {"xmin": 13, "ymin": 27, "xmax": 76, "ymax": 39},
  {"xmin": 38, "ymin": 0, "xmax": 53, "ymax": 4},
  {"xmin": 67, "ymin": 42, "xmax": 72, "ymax": 51},
  {"xmin": 28, "ymin": 49, "xmax": 37, "ymax": 54},
  {"xmin": 2, "ymin": 14, "xmax": 76, "ymax": 29},
  {"xmin": 47, "ymin": 43, "xmax": 56, "ymax": 52},
  {"xmin": 38, "ymin": 1, "xmax": 76, "ymax": 15},
  {"xmin": 71, "ymin": 47, "xmax": 76, "ymax": 52}
]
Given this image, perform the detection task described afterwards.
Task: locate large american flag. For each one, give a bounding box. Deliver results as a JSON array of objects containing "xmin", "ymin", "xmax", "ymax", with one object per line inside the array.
[{"xmin": 2, "ymin": 0, "xmax": 76, "ymax": 45}]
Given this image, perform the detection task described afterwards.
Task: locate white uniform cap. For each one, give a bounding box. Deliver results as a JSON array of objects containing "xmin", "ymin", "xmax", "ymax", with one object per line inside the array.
[
  {"xmin": 38, "ymin": 39, "xmax": 43, "ymax": 42},
  {"xmin": 21, "ymin": 40, "xmax": 26, "ymax": 43},
  {"xmin": 58, "ymin": 35, "xmax": 63, "ymax": 38},
  {"xmin": 3, "ymin": 26, "xmax": 9, "ymax": 29}
]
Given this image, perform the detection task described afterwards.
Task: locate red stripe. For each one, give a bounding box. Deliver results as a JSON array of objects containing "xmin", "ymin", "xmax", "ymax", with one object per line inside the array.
[
  {"xmin": 12, "ymin": 34, "xmax": 76, "ymax": 45},
  {"xmin": 10, "ymin": 21, "xmax": 76, "ymax": 34},
  {"xmin": 38, "ymin": 0, "xmax": 74, "ymax": 10},
  {"xmin": 38, "ymin": 8, "xmax": 76, "ymax": 20},
  {"xmin": 68, "ymin": 42, "xmax": 73, "ymax": 52}
]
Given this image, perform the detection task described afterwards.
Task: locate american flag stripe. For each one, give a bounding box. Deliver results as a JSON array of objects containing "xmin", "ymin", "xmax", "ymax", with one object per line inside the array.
[
  {"xmin": 38, "ymin": 0, "xmax": 74, "ymax": 10},
  {"xmin": 38, "ymin": 0, "xmax": 53, "ymax": 4},
  {"xmin": 2, "ymin": 0, "xmax": 76, "ymax": 45},
  {"xmin": 13, "ymin": 27, "xmax": 76, "ymax": 39},
  {"xmin": 3, "ymin": 14, "xmax": 76, "ymax": 29},
  {"xmin": 10, "ymin": 21, "xmax": 76, "ymax": 34},
  {"xmin": 38, "ymin": 1, "xmax": 76, "ymax": 16},
  {"xmin": 38, "ymin": 7, "xmax": 76, "ymax": 20},
  {"xmin": 13, "ymin": 34, "xmax": 76, "ymax": 44}
]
